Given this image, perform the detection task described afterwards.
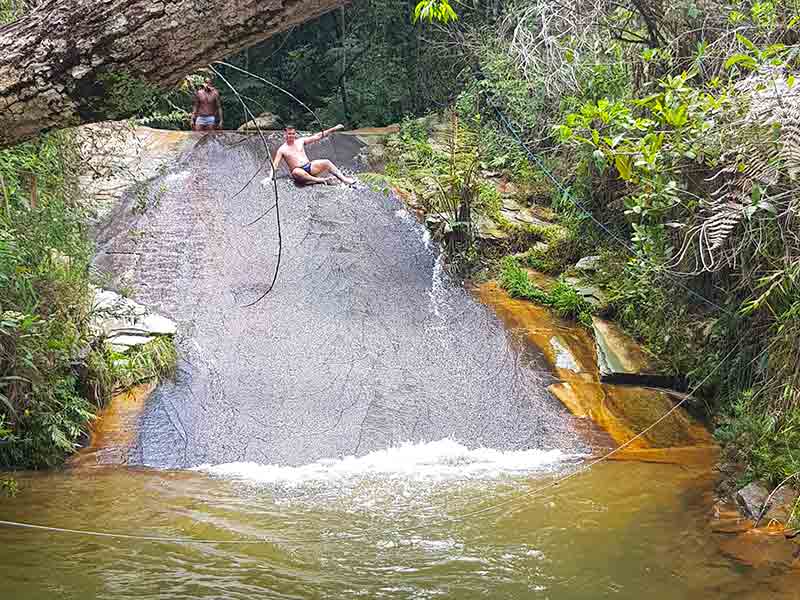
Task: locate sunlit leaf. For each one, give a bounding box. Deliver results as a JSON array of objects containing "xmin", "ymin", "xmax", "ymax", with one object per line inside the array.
[{"xmin": 724, "ymin": 53, "xmax": 757, "ymax": 70}]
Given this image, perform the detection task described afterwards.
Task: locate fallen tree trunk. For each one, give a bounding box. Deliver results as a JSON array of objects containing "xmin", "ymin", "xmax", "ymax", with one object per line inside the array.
[{"xmin": 0, "ymin": 0, "xmax": 347, "ymax": 147}]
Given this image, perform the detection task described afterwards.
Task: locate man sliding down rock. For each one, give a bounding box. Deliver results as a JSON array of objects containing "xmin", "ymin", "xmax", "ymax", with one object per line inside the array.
[{"xmin": 272, "ymin": 125, "xmax": 355, "ymax": 186}]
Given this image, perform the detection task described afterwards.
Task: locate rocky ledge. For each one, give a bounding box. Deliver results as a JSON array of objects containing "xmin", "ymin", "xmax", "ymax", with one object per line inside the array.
[{"xmin": 91, "ymin": 287, "xmax": 177, "ymax": 353}]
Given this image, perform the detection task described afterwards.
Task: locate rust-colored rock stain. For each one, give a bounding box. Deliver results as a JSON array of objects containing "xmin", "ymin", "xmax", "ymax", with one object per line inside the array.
[
  {"xmin": 474, "ymin": 281, "xmax": 714, "ymax": 452},
  {"xmin": 69, "ymin": 382, "xmax": 156, "ymax": 468}
]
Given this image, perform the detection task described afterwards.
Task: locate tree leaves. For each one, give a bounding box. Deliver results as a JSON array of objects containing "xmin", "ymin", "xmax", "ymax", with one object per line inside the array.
[{"xmin": 413, "ymin": 0, "xmax": 459, "ymax": 25}]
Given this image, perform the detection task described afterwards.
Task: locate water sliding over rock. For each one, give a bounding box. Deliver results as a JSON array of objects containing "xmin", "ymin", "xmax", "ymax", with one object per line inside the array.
[{"xmin": 92, "ymin": 131, "xmax": 586, "ymax": 469}]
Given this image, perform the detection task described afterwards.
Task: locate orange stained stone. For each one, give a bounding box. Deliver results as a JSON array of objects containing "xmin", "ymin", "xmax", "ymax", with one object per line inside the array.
[{"xmin": 475, "ymin": 281, "xmax": 714, "ymax": 451}]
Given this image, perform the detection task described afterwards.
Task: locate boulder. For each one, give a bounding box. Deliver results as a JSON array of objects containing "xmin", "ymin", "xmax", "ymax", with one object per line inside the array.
[
  {"xmin": 549, "ymin": 336, "xmax": 582, "ymax": 372},
  {"xmin": 574, "ymin": 255, "xmax": 602, "ymax": 271},
  {"xmin": 108, "ymin": 333, "xmax": 155, "ymax": 353},
  {"xmin": 495, "ymin": 179, "xmax": 518, "ymax": 197},
  {"xmin": 563, "ymin": 276, "xmax": 607, "ymax": 308},
  {"xmin": 501, "ymin": 197, "xmax": 525, "ymax": 212},
  {"xmin": 529, "ymin": 205, "xmax": 557, "ymax": 222},
  {"xmin": 345, "ymin": 124, "xmax": 400, "ymax": 143},
  {"xmin": 734, "ymin": 480, "xmax": 799, "ymax": 524},
  {"xmin": 760, "ymin": 485, "xmax": 799, "ymax": 524},
  {"xmin": 533, "ymin": 241, "xmax": 549, "ymax": 253},
  {"xmin": 365, "ymin": 144, "xmax": 385, "ymax": 167},
  {"xmin": 736, "ymin": 481, "xmax": 770, "ymax": 519},
  {"xmin": 499, "ymin": 207, "xmax": 555, "ymax": 229},
  {"xmin": 139, "ymin": 313, "xmax": 178, "ymax": 336},
  {"xmin": 91, "ymin": 287, "xmax": 177, "ymax": 353},
  {"xmin": 474, "ymin": 214, "xmax": 509, "ymax": 240},
  {"xmin": 591, "ymin": 316, "xmax": 657, "ymax": 376},
  {"xmin": 238, "ymin": 112, "xmax": 281, "ymax": 131}
]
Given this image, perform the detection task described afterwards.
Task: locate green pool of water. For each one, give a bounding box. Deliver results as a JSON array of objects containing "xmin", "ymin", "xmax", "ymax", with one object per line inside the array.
[{"xmin": 0, "ymin": 457, "xmax": 791, "ymax": 599}]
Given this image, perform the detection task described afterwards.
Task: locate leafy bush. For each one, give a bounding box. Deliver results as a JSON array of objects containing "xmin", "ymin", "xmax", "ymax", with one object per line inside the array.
[
  {"xmin": 500, "ymin": 256, "xmax": 550, "ymax": 303},
  {"xmin": 499, "ymin": 257, "xmax": 594, "ymax": 324},
  {"xmin": 717, "ymin": 391, "xmax": 800, "ymax": 486},
  {"xmin": 0, "ymin": 131, "xmax": 178, "ymax": 468},
  {"xmin": 0, "ymin": 132, "xmax": 99, "ymax": 468}
]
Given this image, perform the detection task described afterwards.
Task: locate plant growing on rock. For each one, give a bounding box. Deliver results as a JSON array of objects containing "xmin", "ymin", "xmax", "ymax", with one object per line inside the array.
[{"xmin": 500, "ymin": 257, "xmax": 595, "ymax": 324}]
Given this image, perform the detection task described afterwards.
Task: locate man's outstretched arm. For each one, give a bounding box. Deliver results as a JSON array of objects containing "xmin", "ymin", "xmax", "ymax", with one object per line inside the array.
[
  {"xmin": 303, "ymin": 124, "xmax": 344, "ymax": 145},
  {"xmin": 271, "ymin": 148, "xmax": 284, "ymax": 179}
]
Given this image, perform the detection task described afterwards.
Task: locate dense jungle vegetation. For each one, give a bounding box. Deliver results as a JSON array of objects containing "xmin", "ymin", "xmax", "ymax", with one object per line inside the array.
[
  {"xmin": 1, "ymin": 0, "xmax": 798, "ymax": 499},
  {"xmin": 0, "ymin": 121, "xmax": 176, "ymax": 470},
  {"xmin": 370, "ymin": 0, "xmax": 800, "ymax": 491}
]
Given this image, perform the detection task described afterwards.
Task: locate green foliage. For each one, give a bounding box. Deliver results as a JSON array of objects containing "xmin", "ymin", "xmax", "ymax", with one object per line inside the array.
[
  {"xmin": 476, "ymin": 47, "xmax": 545, "ymax": 135},
  {"xmin": 0, "ymin": 417, "xmax": 16, "ymax": 492},
  {"xmin": 598, "ymin": 257, "xmax": 700, "ymax": 374},
  {"xmin": 413, "ymin": 0, "xmax": 458, "ymax": 25},
  {"xmin": 455, "ymin": 90, "xmax": 541, "ymax": 183},
  {"xmin": 108, "ymin": 337, "xmax": 178, "ymax": 394},
  {"xmin": 500, "ymin": 256, "xmax": 550, "ymax": 302},
  {"xmin": 82, "ymin": 336, "xmax": 176, "ymax": 408},
  {"xmin": 717, "ymin": 391, "xmax": 800, "ymax": 486},
  {"xmin": 0, "ymin": 474, "xmax": 17, "ymax": 497},
  {"xmin": 499, "ymin": 257, "xmax": 594, "ymax": 324},
  {"xmin": 0, "ymin": 458, "xmax": 19, "ymax": 498},
  {"xmin": 0, "ymin": 132, "xmax": 98, "ymax": 468},
  {"xmin": 97, "ymin": 72, "xmax": 162, "ymax": 120},
  {"xmin": 0, "ymin": 0, "xmax": 25, "ymax": 24},
  {"xmin": 216, "ymin": 0, "xmax": 478, "ymax": 129},
  {"xmin": 477, "ymin": 180, "xmax": 502, "ymax": 218},
  {"xmin": 724, "ymin": 34, "xmax": 788, "ymax": 72},
  {"xmin": 0, "ymin": 131, "xmax": 178, "ymax": 469},
  {"xmin": 559, "ymin": 73, "xmax": 729, "ymax": 256}
]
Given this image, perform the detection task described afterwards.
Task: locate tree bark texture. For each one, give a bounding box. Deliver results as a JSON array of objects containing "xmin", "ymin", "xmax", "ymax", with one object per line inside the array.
[{"xmin": 0, "ymin": 0, "xmax": 347, "ymax": 147}]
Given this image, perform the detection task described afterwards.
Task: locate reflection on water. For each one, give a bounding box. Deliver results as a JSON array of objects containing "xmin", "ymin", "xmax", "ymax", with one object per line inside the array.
[{"xmin": 1, "ymin": 458, "xmax": 795, "ymax": 600}]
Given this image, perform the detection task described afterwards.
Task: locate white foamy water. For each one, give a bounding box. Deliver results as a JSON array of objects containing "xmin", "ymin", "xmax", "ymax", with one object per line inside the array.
[{"xmin": 197, "ymin": 440, "xmax": 572, "ymax": 486}]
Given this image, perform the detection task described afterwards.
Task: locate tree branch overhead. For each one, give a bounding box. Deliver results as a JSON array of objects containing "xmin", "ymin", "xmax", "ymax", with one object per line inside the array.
[{"xmin": 0, "ymin": 0, "xmax": 347, "ymax": 146}]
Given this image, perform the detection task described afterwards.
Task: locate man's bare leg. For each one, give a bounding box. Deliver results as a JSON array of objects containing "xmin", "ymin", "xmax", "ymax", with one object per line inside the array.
[
  {"xmin": 291, "ymin": 167, "xmax": 334, "ymax": 186},
  {"xmin": 309, "ymin": 159, "xmax": 355, "ymax": 185}
]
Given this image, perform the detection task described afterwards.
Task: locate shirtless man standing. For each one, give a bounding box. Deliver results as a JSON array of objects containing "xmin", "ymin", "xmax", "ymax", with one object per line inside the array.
[
  {"xmin": 272, "ymin": 125, "xmax": 355, "ymax": 185},
  {"xmin": 191, "ymin": 77, "xmax": 223, "ymax": 131}
]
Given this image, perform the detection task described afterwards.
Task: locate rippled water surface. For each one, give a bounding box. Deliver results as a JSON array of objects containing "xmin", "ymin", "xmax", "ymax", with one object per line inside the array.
[{"xmin": 1, "ymin": 455, "xmax": 792, "ymax": 599}]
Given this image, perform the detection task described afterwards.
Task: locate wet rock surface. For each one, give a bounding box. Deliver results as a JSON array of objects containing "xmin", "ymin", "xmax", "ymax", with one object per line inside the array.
[
  {"xmin": 591, "ymin": 316, "xmax": 657, "ymax": 376},
  {"xmin": 92, "ymin": 131, "xmax": 584, "ymax": 468},
  {"xmin": 78, "ymin": 124, "xmax": 198, "ymax": 223},
  {"xmin": 474, "ymin": 282, "xmax": 713, "ymax": 451},
  {"xmin": 574, "ymin": 255, "xmax": 601, "ymax": 271},
  {"xmin": 734, "ymin": 480, "xmax": 799, "ymax": 525}
]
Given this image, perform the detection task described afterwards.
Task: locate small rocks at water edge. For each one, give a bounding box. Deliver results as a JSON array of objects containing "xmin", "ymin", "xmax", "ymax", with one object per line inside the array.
[
  {"xmin": 91, "ymin": 287, "xmax": 176, "ymax": 353},
  {"xmin": 736, "ymin": 480, "xmax": 798, "ymax": 524}
]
